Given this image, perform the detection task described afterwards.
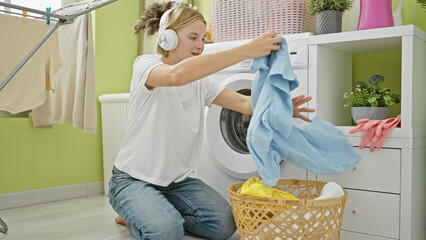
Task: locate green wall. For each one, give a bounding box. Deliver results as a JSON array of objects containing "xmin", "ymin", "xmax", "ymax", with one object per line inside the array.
[
  {"xmin": 0, "ymin": 1, "xmax": 425, "ymax": 194},
  {"xmin": 0, "ymin": 119, "xmax": 101, "ymax": 193},
  {"xmin": 193, "ymin": 0, "xmax": 212, "ymax": 27},
  {"xmin": 95, "ymin": 0, "xmax": 139, "ymax": 94}
]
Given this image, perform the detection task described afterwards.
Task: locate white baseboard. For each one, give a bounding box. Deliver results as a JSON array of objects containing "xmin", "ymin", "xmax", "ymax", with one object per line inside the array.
[{"xmin": 0, "ymin": 181, "xmax": 104, "ymax": 210}]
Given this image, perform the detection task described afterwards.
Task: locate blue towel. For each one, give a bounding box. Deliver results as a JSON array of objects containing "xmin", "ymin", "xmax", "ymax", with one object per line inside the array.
[{"xmin": 247, "ymin": 38, "xmax": 361, "ymax": 187}]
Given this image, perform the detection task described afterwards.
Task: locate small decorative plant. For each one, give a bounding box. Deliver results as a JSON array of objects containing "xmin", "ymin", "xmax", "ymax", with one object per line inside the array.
[
  {"xmin": 306, "ymin": 0, "xmax": 354, "ymax": 16},
  {"xmin": 343, "ymin": 74, "xmax": 401, "ymax": 108}
]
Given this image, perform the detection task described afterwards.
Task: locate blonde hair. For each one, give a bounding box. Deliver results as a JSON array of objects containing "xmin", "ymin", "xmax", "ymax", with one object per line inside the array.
[{"xmin": 135, "ymin": 2, "xmax": 206, "ymax": 57}]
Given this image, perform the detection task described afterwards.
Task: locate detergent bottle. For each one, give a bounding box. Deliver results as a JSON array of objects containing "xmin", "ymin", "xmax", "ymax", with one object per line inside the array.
[{"xmin": 357, "ymin": 0, "xmax": 403, "ymax": 30}]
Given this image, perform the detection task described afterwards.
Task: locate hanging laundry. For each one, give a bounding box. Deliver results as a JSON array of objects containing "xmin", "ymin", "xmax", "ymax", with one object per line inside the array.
[
  {"xmin": 32, "ymin": 14, "xmax": 97, "ymax": 134},
  {"xmin": 349, "ymin": 115, "xmax": 401, "ymax": 152},
  {"xmin": 247, "ymin": 37, "xmax": 361, "ymax": 187},
  {"xmin": 0, "ymin": 14, "xmax": 62, "ymax": 114}
]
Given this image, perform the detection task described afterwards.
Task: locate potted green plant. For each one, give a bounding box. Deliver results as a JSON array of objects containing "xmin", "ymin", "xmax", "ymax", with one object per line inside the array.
[
  {"xmin": 306, "ymin": 0, "xmax": 354, "ymax": 35},
  {"xmin": 343, "ymin": 74, "xmax": 401, "ymax": 122}
]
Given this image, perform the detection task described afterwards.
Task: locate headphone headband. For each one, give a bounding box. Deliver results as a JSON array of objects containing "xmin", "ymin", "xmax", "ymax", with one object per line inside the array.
[
  {"xmin": 159, "ymin": 2, "xmax": 197, "ymax": 32},
  {"xmin": 159, "ymin": 8, "xmax": 173, "ymax": 32}
]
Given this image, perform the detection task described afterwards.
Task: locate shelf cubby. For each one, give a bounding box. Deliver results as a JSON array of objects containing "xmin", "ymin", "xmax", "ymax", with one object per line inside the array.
[{"xmin": 308, "ymin": 25, "xmax": 426, "ymax": 141}]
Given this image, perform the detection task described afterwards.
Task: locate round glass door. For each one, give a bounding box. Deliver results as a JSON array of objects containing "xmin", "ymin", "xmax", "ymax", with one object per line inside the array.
[
  {"xmin": 204, "ymin": 73, "xmax": 258, "ymax": 179},
  {"xmin": 220, "ymin": 89, "xmax": 251, "ymax": 154}
]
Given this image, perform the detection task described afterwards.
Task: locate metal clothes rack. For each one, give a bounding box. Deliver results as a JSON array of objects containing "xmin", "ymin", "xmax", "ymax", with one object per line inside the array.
[
  {"xmin": 0, "ymin": 217, "xmax": 7, "ymax": 233},
  {"xmin": 0, "ymin": 0, "xmax": 117, "ymax": 91},
  {"xmin": 0, "ymin": 1, "xmax": 118, "ymax": 233}
]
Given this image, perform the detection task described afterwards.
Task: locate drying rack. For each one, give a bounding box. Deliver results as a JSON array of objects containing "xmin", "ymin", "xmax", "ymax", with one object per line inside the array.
[
  {"xmin": 0, "ymin": 217, "xmax": 6, "ymax": 233},
  {"xmin": 0, "ymin": 0, "xmax": 117, "ymax": 91},
  {"xmin": 0, "ymin": 1, "xmax": 118, "ymax": 233}
]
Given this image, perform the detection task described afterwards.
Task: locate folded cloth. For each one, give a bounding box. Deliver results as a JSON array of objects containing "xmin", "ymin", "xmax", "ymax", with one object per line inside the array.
[
  {"xmin": 248, "ymin": 37, "xmax": 361, "ymax": 187},
  {"xmin": 350, "ymin": 115, "xmax": 401, "ymax": 152},
  {"xmin": 237, "ymin": 177, "xmax": 298, "ymax": 200},
  {"xmin": 302, "ymin": 182, "xmax": 344, "ymax": 221},
  {"xmin": 315, "ymin": 182, "xmax": 344, "ymax": 200}
]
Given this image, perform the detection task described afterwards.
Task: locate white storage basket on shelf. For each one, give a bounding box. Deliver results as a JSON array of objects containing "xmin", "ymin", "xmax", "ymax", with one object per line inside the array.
[
  {"xmin": 211, "ymin": 0, "xmax": 315, "ymax": 42},
  {"xmin": 99, "ymin": 93, "xmax": 130, "ymax": 195}
]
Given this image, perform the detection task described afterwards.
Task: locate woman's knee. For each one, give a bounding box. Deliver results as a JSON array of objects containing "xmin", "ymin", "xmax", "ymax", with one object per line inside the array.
[
  {"xmin": 129, "ymin": 217, "xmax": 185, "ymax": 240},
  {"xmin": 217, "ymin": 211, "xmax": 237, "ymax": 239},
  {"xmin": 205, "ymin": 205, "xmax": 237, "ymax": 240}
]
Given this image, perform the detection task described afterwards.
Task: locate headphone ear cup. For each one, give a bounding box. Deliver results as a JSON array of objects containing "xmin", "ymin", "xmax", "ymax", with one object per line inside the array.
[{"xmin": 158, "ymin": 29, "xmax": 178, "ymax": 51}]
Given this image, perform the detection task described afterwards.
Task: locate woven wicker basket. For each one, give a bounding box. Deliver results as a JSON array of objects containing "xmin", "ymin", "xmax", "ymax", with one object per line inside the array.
[
  {"xmin": 228, "ymin": 179, "xmax": 347, "ymax": 240},
  {"xmin": 212, "ymin": 0, "xmax": 315, "ymax": 42}
]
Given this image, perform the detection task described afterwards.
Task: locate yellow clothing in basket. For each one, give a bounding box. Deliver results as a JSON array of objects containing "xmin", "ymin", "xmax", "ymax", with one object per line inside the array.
[{"xmin": 237, "ymin": 177, "xmax": 298, "ymax": 200}]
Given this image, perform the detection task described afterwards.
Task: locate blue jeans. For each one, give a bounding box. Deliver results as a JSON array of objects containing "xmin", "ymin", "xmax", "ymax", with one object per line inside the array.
[{"xmin": 109, "ymin": 167, "xmax": 236, "ymax": 240}]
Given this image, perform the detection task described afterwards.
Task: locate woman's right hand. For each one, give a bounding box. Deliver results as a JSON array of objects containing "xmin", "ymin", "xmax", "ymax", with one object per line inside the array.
[{"xmin": 243, "ymin": 32, "xmax": 284, "ymax": 59}]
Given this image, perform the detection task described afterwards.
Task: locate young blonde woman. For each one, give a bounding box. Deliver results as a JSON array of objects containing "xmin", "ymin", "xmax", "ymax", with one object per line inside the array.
[{"xmin": 108, "ymin": 2, "xmax": 313, "ymax": 240}]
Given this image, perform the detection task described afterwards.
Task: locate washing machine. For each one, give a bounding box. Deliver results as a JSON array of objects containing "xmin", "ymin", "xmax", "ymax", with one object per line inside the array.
[{"xmin": 197, "ymin": 33, "xmax": 312, "ymax": 199}]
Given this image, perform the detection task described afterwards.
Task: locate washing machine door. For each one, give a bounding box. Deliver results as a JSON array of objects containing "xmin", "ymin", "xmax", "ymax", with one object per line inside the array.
[{"xmin": 205, "ymin": 73, "xmax": 258, "ymax": 179}]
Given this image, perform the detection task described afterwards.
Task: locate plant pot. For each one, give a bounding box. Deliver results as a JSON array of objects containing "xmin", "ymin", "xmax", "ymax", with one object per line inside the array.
[
  {"xmin": 351, "ymin": 107, "xmax": 390, "ymax": 123},
  {"xmin": 315, "ymin": 10, "xmax": 342, "ymax": 35}
]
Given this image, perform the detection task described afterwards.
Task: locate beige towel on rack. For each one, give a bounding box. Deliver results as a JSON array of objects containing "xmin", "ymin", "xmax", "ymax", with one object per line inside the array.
[
  {"xmin": 0, "ymin": 14, "xmax": 62, "ymax": 114},
  {"xmin": 32, "ymin": 14, "xmax": 96, "ymax": 134}
]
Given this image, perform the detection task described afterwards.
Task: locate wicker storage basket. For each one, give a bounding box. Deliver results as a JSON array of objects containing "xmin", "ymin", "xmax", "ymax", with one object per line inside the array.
[
  {"xmin": 212, "ymin": 0, "xmax": 315, "ymax": 42},
  {"xmin": 228, "ymin": 179, "xmax": 347, "ymax": 240}
]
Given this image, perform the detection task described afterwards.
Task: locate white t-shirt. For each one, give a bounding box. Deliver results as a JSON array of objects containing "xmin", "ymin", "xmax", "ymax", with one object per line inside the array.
[{"xmin": 114, "ymin": 55, "xmax": 225, "ymax": 186}]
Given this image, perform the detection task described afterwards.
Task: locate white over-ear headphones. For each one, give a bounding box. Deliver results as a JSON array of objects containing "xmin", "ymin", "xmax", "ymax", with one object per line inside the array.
[{"xmin": 158, "ymin": 8, "xmax": 178, "ymax": 51}]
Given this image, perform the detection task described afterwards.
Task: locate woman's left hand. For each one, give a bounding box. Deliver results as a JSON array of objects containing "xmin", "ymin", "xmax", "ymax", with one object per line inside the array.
[{"xmin": 292, "ymin": 95, "xmax": 315, "ymax": 122}]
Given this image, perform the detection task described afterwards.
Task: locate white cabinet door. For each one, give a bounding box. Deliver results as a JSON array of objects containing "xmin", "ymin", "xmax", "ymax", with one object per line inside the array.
[
  {"xmin": 280, "ymin": 160, "xmax": 307, "ymax": 180},
  {"xmin": 342, "ymin": 189, "xmax": 400, "ymax": 239},
  {"xmin": 340, "ymin": 230, "xmax": 396, "ymax": 240},
  {"xmin": 318, "ymin": 148, "xmax": 401, "ymax": 193}
]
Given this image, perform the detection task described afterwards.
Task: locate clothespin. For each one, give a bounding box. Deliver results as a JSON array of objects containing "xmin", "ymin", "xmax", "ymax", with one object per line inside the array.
[
  {"xmin": 174, "ymin": 2, "xmax": 191, "ymax": 7},
  {"xmin": 22, "ymin": 10, "xmax": 27, "ymax": 18},
  {"xmin": 174, "ymin": 1, "xmax": 197, "ymax": 10},
  {"xmin": 46, "ymin": 7, "xmax": 51, "ymax": 25}
]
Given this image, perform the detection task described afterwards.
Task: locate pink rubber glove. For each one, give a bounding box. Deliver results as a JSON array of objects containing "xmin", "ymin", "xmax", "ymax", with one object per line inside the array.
[
  {"xmin": 376, "ymin": 115, "xmax": 401, "ymax": 150},
  {"xmin": 359, "ymin": 122, "xmax": 379, "ymax": 149},
  {"xmin": 349, "ymin": 119, "xmax": 379, "ymax": 134},
  {"xmin": 350, "ymin": 119, "xmax": 381, "ymax": 149},
  {"xmin": 369, "ymin": 119, "xmax": 390, "ymax": 152},
  {"xmin": 349, "ymin": 119, "xmax": 369, "ymax": 134},
  {"xmin": 375, "ymin": 115, "xmax": 400, "ymax": 137},
  {"xmin": 363, "ymin": 119, "xmax": 382, "ymax": 131}
]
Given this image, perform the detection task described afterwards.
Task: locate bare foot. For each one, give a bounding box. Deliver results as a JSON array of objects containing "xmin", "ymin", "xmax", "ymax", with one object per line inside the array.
[{"xmin": 115, "ymin": 216, "xmax": 128, "ymax": 226}]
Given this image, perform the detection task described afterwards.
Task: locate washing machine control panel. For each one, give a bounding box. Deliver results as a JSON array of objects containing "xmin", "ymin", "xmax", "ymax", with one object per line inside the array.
[
  {"xmin": 236, "ymin": 59, "xmax": 252, "ymax": 69},
  {"xmin": 218, "ymin": 59, "xmax": 253, "ymax": 74},
  {"xmin": 287, "ymin": 40, "xmax": 308, "ymax": 69},
  {"xmin": 205, "ymin": 36, "xmax": 309, "ymax": 73}
]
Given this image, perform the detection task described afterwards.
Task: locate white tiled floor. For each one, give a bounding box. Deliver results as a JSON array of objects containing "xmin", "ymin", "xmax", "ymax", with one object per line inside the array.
[{"xmin": 0, "ymin": 195, "xmax": 239, "ymax": 240}]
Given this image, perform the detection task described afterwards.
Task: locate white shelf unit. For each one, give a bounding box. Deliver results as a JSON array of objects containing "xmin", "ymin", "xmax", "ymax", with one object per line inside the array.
[{"xmin": 307, "ymin": 25, "xmax": 426, "ymax": 240}]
